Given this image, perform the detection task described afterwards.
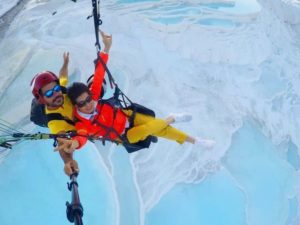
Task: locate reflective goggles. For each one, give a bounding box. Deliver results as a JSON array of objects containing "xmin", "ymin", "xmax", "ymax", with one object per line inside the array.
[
  {"xmin": 76, "ymin": 95, "xmax": 93, "ymax": 108},
  {"xmin": 43, "ymin": 84, "xmax": 62, "ymax": 98}
]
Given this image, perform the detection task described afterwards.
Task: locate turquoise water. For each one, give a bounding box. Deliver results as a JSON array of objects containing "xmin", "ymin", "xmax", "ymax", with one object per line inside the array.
[
  {"xmin": 150, "ymin": 16, "xmax": 184, "ymax": 25},
  {"xmin": 287, "ymin": 197, "xmax": 298, "ymax": 225},
  {"xmin": 110, "ymin": 146, "xmax": 141, "ymax": 225},
  {"xmin": 286, "ymin": 141, "xmax": 300, "ymax": 170},
  {"xmin": 197, "ymin": 18, "xmax": 238, "ymax": 28},
  {"xmin": 145, "ymin": 121, "xmax": 298, "ymax": 225},
  {"xmin": 145, "ymin": 169, "xmax": 247, "ymax": 225},
  {"xmin": 0, "ymin": 141, "xmax": 117, "ymax": 225},
  {"xmin": 223, "ymin": 121, "xmax": 297, "ymax": 225},
  {"xmin": 116, "ymin": 0, "xmax": 260, "ymax": 27}
]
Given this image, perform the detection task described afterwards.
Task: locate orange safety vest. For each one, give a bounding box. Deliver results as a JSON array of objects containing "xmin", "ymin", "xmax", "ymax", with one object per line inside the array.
[{"xmin": 73, "ymin": 52, "xmax": 127, "ymax": 148}]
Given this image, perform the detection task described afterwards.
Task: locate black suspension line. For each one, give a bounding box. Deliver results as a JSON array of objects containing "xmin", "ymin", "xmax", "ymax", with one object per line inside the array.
[{"xmin": 92, "ymin": 0, "xmax": 102, "ymax": 52}]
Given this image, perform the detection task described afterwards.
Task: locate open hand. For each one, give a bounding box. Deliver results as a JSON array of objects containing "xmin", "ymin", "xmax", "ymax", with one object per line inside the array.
[
  {"xmin": 54, "ymin": 138, "xmax": 79, "ymax": 154},
  {"xmin": 63, "ymin": 51, "xmax": 69, "ymax": 65},
  {"xmin": 100, "ymin": 30, "xmax": 112, "ymax": 53}
]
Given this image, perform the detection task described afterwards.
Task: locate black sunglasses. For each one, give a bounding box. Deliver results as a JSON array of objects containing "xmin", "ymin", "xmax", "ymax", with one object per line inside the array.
[{"xmin": 76, "ymin": 95, "xmax": 93, "ymax": 108}]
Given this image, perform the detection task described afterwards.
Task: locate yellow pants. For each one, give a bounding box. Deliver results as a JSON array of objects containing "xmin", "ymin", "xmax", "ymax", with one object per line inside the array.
[{"xmin": 122, "ymin": 110, "xmax": 188, "ymax": 144}]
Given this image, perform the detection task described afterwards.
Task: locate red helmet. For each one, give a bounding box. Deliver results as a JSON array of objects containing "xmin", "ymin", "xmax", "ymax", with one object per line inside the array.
[{"xmin": 30, "ymin": 71, "xmax": 59, "ymax": 101}]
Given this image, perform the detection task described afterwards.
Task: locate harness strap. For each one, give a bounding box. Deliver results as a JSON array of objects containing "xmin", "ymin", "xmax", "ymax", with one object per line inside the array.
[
  {"xmin": 95, "ymin": 102, "xmax": 127, "ymax": 143},
  {"xmin": 46, "ymin": 113, "xmax": 75, "ymax": 126},
  {"xmin": 96, "ymin": 52, "xmax": 116, "ymax": 89},
  {"xmin": 95, "ymin": 103, "xmax": 112, "ymax": 145},
  {"xmin": 61, "ymin": 86, "xmax": 67, "ymax": 94},
  {"xmin": 92, "ymin": 119, "xmax": 126, "ymax": 144},
  {"xmin": 127, "ymin": 106, "xmax": 137, "ymax": 128}
]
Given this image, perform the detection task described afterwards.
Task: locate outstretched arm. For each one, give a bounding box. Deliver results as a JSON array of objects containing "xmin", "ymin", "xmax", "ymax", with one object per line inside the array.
[
  {"xmin": 55, "ymin": 137, "xmax": 80, "ymax": 176},
  {"xmin": 54, "ymin": 122, "xmax": 88, "ymax": 154}
]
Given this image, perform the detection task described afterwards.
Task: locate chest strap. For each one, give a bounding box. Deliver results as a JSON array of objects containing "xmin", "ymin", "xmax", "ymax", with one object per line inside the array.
[{"xmin": 46, "ymin": 113, "xmax": 75, "ymax": 126}]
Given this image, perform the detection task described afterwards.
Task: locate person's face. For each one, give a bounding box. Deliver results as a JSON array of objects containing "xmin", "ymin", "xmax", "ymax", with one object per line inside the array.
[
  {"xmin": 40, "ymin": 82, "xmax": 64, "ymax": 107},
  {"xmin": 75, "ymin": 92, "xmax": 94, "ymax": 114}
]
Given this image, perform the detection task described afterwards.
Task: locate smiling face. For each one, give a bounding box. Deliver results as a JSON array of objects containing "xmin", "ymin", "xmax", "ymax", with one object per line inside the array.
[
  {"xmin": 40, "ymin": 81, "xmax": 64, "ymax": 108},
  {"xmin": 75, "ymin": 92, "xmax": 95, "ymax": 114}
]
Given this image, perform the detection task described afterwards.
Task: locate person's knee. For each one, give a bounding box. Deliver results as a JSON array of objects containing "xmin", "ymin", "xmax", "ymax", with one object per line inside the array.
[
  {"xmin": 127, "ymin": 134, "xmax": 144, "ymax": 144},
  {"xmin": 126, "ymin": 128, "xmax": 148, "ymax": 143}
]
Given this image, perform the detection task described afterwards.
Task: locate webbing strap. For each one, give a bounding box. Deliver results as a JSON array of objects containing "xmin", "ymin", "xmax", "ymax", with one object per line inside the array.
[
  {"xmin": 46, "ymin": 113, "xmax": 75, "ymax": 126},
  {"xmin": 95, "ymin": 51, "xmax": 116, "ymax": 89}
]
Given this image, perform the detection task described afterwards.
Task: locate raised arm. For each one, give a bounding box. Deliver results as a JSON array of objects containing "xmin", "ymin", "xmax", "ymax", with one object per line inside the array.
[
  {"xmin": 90, "ymin": 31, "xmax": 112, "ymax": 100},
  {"xmin": 59, "ymin": 52, "xmax": 69, "ymax": 86},
  {"xmin": 101, "ymin": 30, "xmax": 112, "ymax": 54}
]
